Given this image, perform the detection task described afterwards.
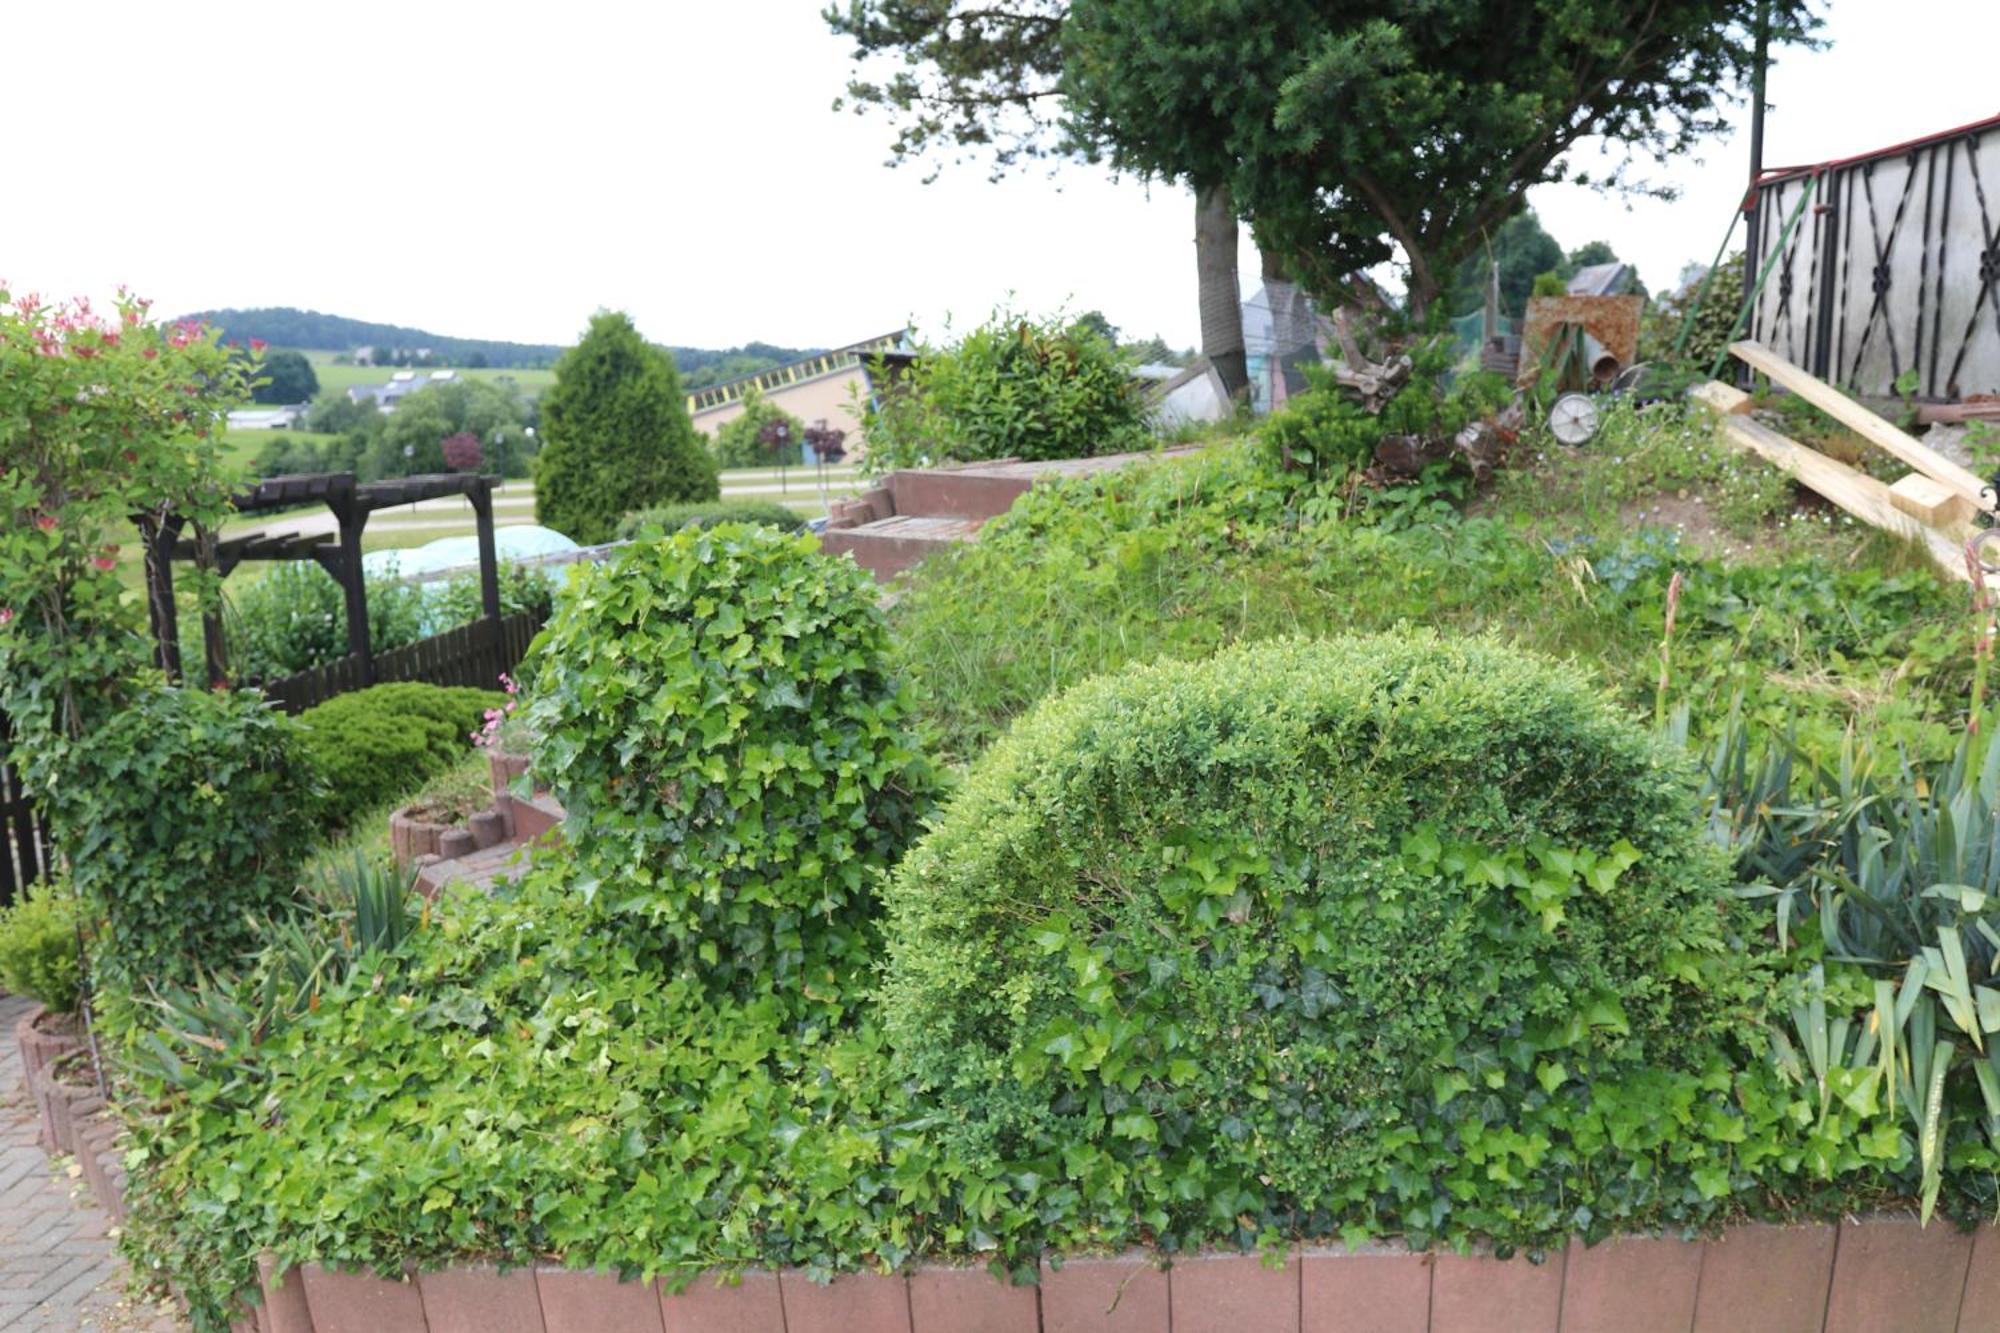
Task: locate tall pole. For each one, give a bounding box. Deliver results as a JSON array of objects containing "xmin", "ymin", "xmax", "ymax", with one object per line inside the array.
[
  {"xmin": 1748, "ymin": 1, "xmax": 1770, "ymax": 185},
  {"xmin": 1744, "ymin": 1, "xmax": 1771, "ymax": 303}
]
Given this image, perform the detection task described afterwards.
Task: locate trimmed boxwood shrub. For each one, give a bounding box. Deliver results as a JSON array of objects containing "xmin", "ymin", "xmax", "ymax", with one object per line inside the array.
[
  {"xmin": 53, "ymin": 685, "xmax": 320, "ymax": 987},
  {"xmin": 519, "ymin": 522, "xmax": 936, "ymax": 1012},
  {"xmin": 294, "ymin": 683, "xmax": 502, "ymax": 830},
  {"xmin": 882, "ymin": 632, "xmax": 1752, "ymax": 1248},
  {"xmin": 613, "ymin": 498, "xmax": 807, "ymax": 541}
]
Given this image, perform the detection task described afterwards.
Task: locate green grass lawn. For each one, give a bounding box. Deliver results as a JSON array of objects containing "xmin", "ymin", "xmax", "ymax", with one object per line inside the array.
[
  {"xmin": 220, "ymin": 427, "xmax": 344, "ymax": 467},
  {"xmin": 298, "ymin": 350, "xmax": 556, "ymax": 398}
]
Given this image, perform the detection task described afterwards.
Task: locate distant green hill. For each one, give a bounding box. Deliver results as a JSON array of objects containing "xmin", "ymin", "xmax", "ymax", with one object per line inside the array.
[{"xmin": 182, "ymin": 307, "xmax": 821, "ymax": 388}]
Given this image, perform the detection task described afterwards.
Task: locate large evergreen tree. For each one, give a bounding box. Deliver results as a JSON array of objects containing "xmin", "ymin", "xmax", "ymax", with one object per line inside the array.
[
  {"xmin": 534, "ymin": 312, "xmax": 717, "ymax": 544},
  {"xmin": 1060, "ymin": 1, "xmax": 1818, "ymax": 316}
]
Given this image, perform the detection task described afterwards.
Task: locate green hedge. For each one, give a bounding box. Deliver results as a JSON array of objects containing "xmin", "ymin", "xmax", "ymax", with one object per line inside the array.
[
  {"xmin": 883, "ymin": 631, "xmax": 1762, "ymax": 1248},
  {"xmin": 613, "ymin": 499, "xmax": 807, "ymax": 541},
  {"xmin": 294, "ymin": 683, "xmax": 503, "ymax": 831}
]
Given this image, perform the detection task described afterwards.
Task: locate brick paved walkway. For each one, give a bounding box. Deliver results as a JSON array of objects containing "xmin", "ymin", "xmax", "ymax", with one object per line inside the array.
[{"xmin": 0, "ymin": 993, "xmax": 184, "ymax": 1332}]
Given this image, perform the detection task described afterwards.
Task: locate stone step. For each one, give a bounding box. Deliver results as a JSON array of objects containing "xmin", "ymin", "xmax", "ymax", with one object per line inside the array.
[
  {"xmin": 414, "ymin": 838, "xmax": 538, "ymax": 898},
  {"xmin": 820, "ymin": 514, "xmax": 984, "ymax": 580},
  {"xmin": 883, "ymin": 466, "xmax": 1038, "ymax": 522}
]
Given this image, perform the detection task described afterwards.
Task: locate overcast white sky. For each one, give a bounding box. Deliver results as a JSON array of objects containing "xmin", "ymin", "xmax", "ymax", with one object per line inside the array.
[{"xmin": 3, "ymin": 1, "xmax": 1995, "ymax": 353}]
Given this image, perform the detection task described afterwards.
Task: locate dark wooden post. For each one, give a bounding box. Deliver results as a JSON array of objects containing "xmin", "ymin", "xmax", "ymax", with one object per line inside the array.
[
  {"xmin": 139, "ymin": 513, "xmax": 184, "ymax": 681},
  {"xmin": 470, "ymin": 477, "xmax": 502, "ymax": 620},
  {"xmin": 194, "ymin": 525, "xmax": 230, "ymax": 688},
  {"xmin": 329, "ymin": 495, "xmax": 374, "ymax": 686}
]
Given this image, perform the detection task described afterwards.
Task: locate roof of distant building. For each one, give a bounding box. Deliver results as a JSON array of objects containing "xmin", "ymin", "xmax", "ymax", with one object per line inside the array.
[{"xmin": 1567, "ymin": 263, "xmax": 1632, "ymax": 296}]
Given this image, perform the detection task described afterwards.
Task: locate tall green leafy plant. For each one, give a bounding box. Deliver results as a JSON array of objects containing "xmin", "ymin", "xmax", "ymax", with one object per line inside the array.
[
  {"xmin": 0, "ymin": 290, "xmax": 252, "ymax": 786},
  {"xmin": 519, "ymin": 522, "xmax": 937, "ymax": 1015},
  {"xmin": 534, "ymin": 311, "xmax": 718, "ymax": 544},
  {"xmin": 50, "ymin": 685, "xmax": 320, "ymax": 988}
]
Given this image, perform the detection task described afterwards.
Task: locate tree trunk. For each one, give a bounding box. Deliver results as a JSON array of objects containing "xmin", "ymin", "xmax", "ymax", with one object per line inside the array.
[{"xmin": 1195, "ymin": 184, "xmax": 1248, "ymax": 399}]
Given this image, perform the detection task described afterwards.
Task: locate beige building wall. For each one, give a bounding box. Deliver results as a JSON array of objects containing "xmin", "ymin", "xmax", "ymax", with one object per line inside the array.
[{"xmin": 692, "ymin": 366, "xmax": 871, "ymax": 459}]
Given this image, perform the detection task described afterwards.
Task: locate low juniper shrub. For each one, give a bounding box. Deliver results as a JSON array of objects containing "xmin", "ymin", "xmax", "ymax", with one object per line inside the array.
[{"xmin": 293, "ymin": 683, "xmax": 503, "ymax": 830}]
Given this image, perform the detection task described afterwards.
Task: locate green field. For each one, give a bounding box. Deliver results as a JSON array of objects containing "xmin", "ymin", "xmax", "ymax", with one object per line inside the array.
[
  {"xmin": 297, "ymin": 349, "xmax": 556, "ymax": 398},
  {"xmin": 220, "ymin": 427, "xmax": 344, "ymax": 466}
]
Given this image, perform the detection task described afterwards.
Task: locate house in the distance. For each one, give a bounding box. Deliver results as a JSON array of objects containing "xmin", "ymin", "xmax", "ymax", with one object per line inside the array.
[
  {"xmin": 347, "ymin": 368, "xmax": 458, "ymax": 412},
  {"xmin": 687, "ymin": 333, "xmax": 905, "ymax": 454}
]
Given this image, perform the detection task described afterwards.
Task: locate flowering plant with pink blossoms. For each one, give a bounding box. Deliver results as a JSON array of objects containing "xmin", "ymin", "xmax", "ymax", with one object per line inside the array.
[{"xmin": 0, "ymin": 287, "xmax": 255, "ymax": 785}]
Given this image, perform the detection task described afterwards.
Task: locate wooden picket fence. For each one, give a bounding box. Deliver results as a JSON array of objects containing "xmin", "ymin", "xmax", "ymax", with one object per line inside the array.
[
  {"xmin": 0, "ymin": 712, "xmax": 53, "ymax": 907},
  {"xmin": 261, "ymin": 611, "xmax": 546, "ymax": 715}
]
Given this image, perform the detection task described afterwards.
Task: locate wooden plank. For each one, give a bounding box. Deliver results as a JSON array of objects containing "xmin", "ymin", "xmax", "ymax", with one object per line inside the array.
[
  {"xmin": 1730, "ymin": 340, "xmax": 1992, "ymax": 511},
  {"xmin": 1889, "ymin": 473, "xmax": 1979, "ymax": 534},
  {"xmin": 1691, "ymin": 381, "xmax": 1753, "ymax": 416},
  {"xmin": 1694, "ymin": 388, "xmax": 1974, "ymax": 583}
]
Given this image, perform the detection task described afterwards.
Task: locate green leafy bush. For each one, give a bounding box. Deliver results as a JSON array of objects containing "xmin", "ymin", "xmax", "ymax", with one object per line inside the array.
[
  {"xmin": 1259, "ymin": 338, "xmax": 1509, "ymax": 490},
  {"xmin": 221, "ymin": 561, "xmax": 426, "ymax": 682},
  {"xmin": 862, "ymin": 311, "xmax": 1150, "ymax": 472},
  {"xmin": 0, "ymin": 879, "xmax": 82, "ymax": 1013},
  {"xmin": 216, "ymin": 561, "xmax": 552, "ymax": 683},
  {"xmin": 519, "ymin": 523, "xmax": 936, "ymax": 1011},
  {"xmin": 534, "ymin": 311, "xmax": 719, "ymax": 544},
  {"xmin": 422, "ymin": 562, "xmax": 557, "ymax": 631},
  {"xmin": 614, "ymin": 498, "xmax": 807, "ymax": 541},
  {"xmin": 711, "ymin": 387, "xmax": 805, "ymax": 469},
  {"xmin": 294, "ymin": 683, "xmax": 503, "ymax": 830},
  {"xmin": 51, "ymin": 685, "xmax": 320, "ymax": 987},
  {"xmin": 883, "ymin": 632, "xmax": 1755, "ymax": 1247}
]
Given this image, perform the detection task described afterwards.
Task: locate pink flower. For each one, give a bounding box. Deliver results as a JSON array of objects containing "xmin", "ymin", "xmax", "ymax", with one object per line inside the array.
[
  {"xmin": 91, "ymin": 556, "xmax": 115, "ymax": 571},
  {"xmin": 249, "ymin": 338, "xmax": 266, "ymax": 354},
  {"xmin": 33, "ymin": 515, "xmax": 56, "ymax": 532},
  {"xmin": 142, "ymin": 347, "xmax": 158, "ymax": 360},
  {"xmin": 0, "ymin": 607, "xmax": 13, "ymax": 628}
]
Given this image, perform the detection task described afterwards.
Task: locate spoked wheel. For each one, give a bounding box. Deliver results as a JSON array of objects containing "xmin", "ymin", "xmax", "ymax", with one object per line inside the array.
[{"xmin": 1548, "ymin": 392, "xmax": 1601, "ymax": 446}]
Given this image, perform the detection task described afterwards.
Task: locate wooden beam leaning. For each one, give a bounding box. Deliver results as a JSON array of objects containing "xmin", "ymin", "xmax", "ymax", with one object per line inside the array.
[
  {"xmin": 1692, "ymin": 381, "xmax": 1975, "ymax": 584},
  {"xmin": 1729, "ymin": 340, "xmax": 1992, "ymax": 512}
]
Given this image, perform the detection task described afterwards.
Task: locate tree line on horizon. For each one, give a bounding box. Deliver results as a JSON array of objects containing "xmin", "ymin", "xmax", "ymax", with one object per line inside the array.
[{"xmin": 186, "ymin": 306, "xmax": 828, "ymax": 391}]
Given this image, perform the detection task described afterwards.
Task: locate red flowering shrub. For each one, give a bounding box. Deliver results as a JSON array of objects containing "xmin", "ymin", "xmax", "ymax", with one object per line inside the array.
[{"xmin": 441, "ymin": 431, "xmax": 483, "ymax": 472}]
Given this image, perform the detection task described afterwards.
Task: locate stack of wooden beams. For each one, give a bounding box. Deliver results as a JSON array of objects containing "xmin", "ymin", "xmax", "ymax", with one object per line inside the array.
[{"xmin": 1694, "ymin": 341, "xmax": 1993, "ymax": 586}]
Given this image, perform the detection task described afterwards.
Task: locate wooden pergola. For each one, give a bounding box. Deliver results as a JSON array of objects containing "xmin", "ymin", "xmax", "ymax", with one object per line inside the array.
[{"xmin": 140, "ymin": 471, "xmax": 503, "ymax": 688}]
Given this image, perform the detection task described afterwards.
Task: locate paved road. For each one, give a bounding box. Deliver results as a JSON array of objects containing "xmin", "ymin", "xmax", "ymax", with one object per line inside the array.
[{"xmin": 0, "ymin": 994, "xmax": 184, "ymax": 1331}]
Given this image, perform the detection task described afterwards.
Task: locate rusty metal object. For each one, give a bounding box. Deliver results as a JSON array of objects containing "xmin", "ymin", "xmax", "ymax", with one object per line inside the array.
[{"xmin": 1517, "ymin": 295, "xmax": 1643, "ymax": 389}]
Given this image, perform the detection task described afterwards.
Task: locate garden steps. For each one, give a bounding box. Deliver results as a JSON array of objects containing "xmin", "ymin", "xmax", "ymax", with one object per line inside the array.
[
  {"xmin": 406, "ymin": 753, "xmax": 564, "ymax": 898},
  {"xmin": 821, "ymin": 447, "xmax": 1203, "ymax": 580}
]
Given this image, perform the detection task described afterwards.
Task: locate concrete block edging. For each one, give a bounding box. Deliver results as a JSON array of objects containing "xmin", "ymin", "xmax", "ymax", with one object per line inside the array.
[{"xmin": 242, "ymin": 1218, "xmax": 1993, "ymax": 1333}]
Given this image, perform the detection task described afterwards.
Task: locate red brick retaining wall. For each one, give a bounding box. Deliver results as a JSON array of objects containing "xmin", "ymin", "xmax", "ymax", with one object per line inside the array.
[{"xmin": 236, "ymin": 1218, "xmax": 1995, "ymax": 1333}]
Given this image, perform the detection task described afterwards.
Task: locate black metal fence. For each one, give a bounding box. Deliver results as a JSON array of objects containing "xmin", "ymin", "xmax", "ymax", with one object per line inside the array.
[
  {"xmin": 260, "ymin": 610, "xmax": 545, "ymax": 714},
  {"xmin": 1747, "ymin": 114, "xmax": 2000, "ymax": 401},
  {"xmin": 0, "ymin": 712, "xmax": 53, "ymax": 907}
]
